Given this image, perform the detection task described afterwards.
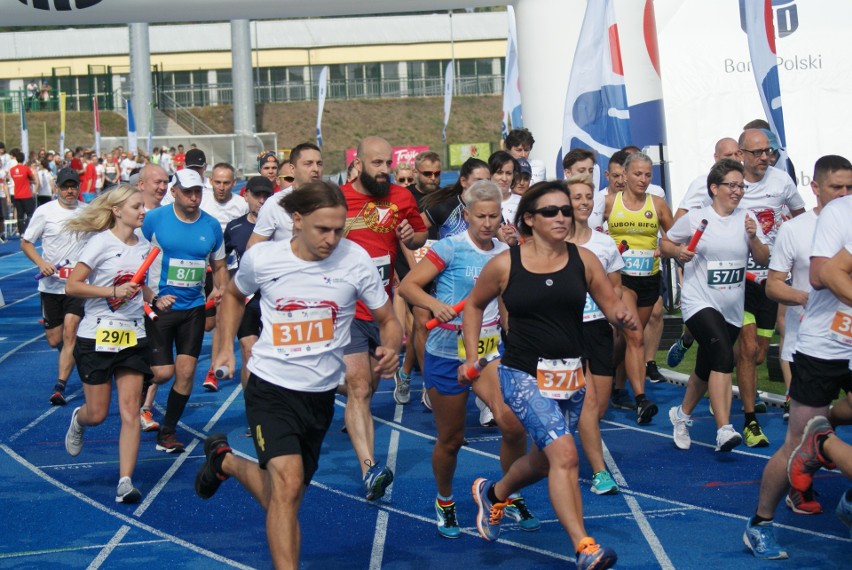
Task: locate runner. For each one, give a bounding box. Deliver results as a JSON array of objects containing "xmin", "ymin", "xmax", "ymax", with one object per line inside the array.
[
  {"xmin": 63, "ymin": 184, "xmax": 176, "ymax": 503},
  {"xmin": 398, "ymin": 180, "xmax": 538, "ymax": 538},
  {"xmin": 141, "ymin": 168, "xmax": 227, "ymax": 453},
  {"xmin": 465, "ymin": 181, "xmax": 637, "ymax": 570},
  {"xmin": 662, "ymin": 159, "xmax": 769, "ymax": 451},
  {"xmin": 198, "ymin": 180, "xmax": 401, "ymax": 568},
  {"xmin": 21, "ymin": 167, "xmax": 89, "ymax": 405}
]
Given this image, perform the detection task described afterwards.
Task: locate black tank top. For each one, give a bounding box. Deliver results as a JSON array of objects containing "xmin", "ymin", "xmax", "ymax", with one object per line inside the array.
[{"xmin": 501, "ymin": 243, "xmax": 587, "ymax": 376}]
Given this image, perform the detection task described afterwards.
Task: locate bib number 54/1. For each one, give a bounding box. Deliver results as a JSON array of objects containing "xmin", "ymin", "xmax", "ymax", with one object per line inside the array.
[{"xmin": 536, "ymin": 357, "xmax": 585, "ymax": 400}]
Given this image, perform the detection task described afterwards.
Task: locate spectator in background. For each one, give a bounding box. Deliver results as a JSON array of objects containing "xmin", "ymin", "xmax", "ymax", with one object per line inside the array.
[
  {"xmin": 10, "ymin": 150, "xmax": 36, "ymax": 234},
  {"xmin": 160, "ymin": 147, "xmax": 174, "ymax": 175},
  {"xmin": 505, "ymin": 128, "xmax": 535, "ymax": 160},
  {"xmin": 174, "ymin": 144, "xmax": 186, "ymax": 171},
  {"xmin": 347, "ymin": 160, "xmax": 360, "ymax": 183},
  {"xmin": 0, "ymin": 154, "xmax": 8, "ymax": 242},
  {"xmin": 393, "ymin": 161, "xmax": 415, "ymax": 187},
  {"xmin": 35, "ymin": 158, "xmax": 55, "ymax": 206}
]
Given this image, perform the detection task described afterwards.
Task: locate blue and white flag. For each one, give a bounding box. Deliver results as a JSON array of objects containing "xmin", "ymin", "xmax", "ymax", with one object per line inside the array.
[
  {"xmin": 560, "ymin": 0, "xmax": 631, "ymax": 186},
  {"xmin": 19, "ymin": 94, "xmax": 29, "ymax": 159},
  {"xmin": 501, "ymin": 5, "xmax": 523, "ymax": 139},
  {"xmin": 743, "ymin": 0, "xmax": 787, "ymax": 149},
  {"xmin": 316, "ymin": 65, "xmax": 328, "ymax": 148},
  {"xmin": 125, "ymin": 99, "xmax": 138, "ymax": 153},
  {"xmin": 442, "ymin": 60, "xmax": 454, "ymax": 144}
]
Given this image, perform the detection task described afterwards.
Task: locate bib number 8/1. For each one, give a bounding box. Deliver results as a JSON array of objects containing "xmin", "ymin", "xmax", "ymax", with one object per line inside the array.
[
  {"xmin": 166, "ymin": 258, "xmax": 205, "ymax": 287},
  {"xmin": 536, "ymin": 357, "xmax": 585, "ymax": 400}
]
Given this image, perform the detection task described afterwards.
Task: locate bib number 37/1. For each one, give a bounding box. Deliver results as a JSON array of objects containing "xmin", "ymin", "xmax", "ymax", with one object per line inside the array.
[{"xmin": 536, "ymin": 357, "xmax": 585, "ymax": 400}]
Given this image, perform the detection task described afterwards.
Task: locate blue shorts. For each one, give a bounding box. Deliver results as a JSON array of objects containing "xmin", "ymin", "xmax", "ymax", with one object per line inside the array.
[
  {"xmin": 498, "ymin": 363, "xmax": 585, "ymax": 450},
  {"xmin": 424, "ymin": 352, "xmax": 467, "ymax": 396},
  {"xmin": 344, "ymin": 318, "xmax": 381, "ymax": 356}
]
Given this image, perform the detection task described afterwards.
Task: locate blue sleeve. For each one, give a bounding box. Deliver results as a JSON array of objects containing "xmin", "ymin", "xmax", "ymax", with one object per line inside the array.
[{"xmin": 141, "ymin": 210, "xmax": 153, "ymax": 240}]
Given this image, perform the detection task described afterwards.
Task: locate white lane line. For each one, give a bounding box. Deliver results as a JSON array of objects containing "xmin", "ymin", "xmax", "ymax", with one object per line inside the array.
[
  {"xmin": 132, "ymin": 439, "xmax": 199, "ymax": 517},
  {"xmin": 203, "ymin": 383, "xmax": 243, "ymax": 432},
  {"xmin": 87, "ymin": 525, "xmax": 131, "ymax": 570},
  {"xmin": 0, "ymin": 332, "xmax": 45, "ymax": 366},
  {"xmin": 9, "ymin": 388, "xmax": 80, "ymax": 443},
  {"xmin": 368, "ymin": 400, "xmax": 404, "ymax": 569},
  {"xmin": 0, "ymin": 538, "xmax": 168, "ymax": 560},
  {"xmin": 0, "ymin": 444, "xmax": 253, "ymax": 568},
  {"xmin": 0, "ymin": 290, "xmax": 39, "ymax": 310},
  {"xmin": 0, "ymin": 266, "xmax": 32, "ymax": 281}
]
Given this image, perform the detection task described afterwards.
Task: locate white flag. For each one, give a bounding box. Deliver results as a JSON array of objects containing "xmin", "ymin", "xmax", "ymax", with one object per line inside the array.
[
  {"xmin": 126, "ymin": 99, "xmax": 138, "ymax": 153},
  {"xmin": 442, "ymin": 60, "xmax": 454, "ymax": 143},
  {"xmin": 19, "ymin": 94, "xmax": 29, "ymax": 160},
  {"xmin": 316, "ymin": 66, "xmax": 329, "ymax": 148},
  {"xmin": 502, "ymin": 5, "xmax": 522, "ymax": 139}
]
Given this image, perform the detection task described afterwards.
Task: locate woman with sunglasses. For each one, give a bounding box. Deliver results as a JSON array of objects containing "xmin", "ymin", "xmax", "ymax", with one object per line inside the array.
[
  {"xmin": 603, "ymin": 151, "xmax": 675, "ymax": 424},
  {"xmin": 393, "ymin": 161, "xmax": 416, "ymax": 187},
  {"xmin": 662, "ymin": 159, "xmax": 768, "ymax": 451},
  {"xmin": 464, "ymin": 180, "xmax": 636, "ymax": 570}
]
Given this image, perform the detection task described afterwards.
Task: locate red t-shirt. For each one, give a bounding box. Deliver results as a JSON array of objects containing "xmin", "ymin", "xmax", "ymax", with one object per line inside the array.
[
  {"xmin": 70, "ymin": 158, "xmax": 83, "ymax": 173},
  {"xmin": 174, "ymin": 153, "xmax": 186, "ymax": 171},
  {"xmin": 83, "ymin": 162, "xmax": 97, "ymax": 192},
  {"xmin": 10, "ymin": 164, "xmax": 34, "ymax": 199},
  {"xmin": 340, "ymin": 182, "xmax": 426, "ymax": 321}
]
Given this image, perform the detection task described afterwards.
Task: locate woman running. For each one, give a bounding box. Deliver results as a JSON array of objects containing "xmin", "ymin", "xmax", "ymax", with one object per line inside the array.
[
  {"xmin": 661, "ymin": 159, "xmax": 769, "ymax": 451},
  {"xmin": 63, "ymin": 184, "xmax": 175, "ymax": 502},
  {"xmin": 399, "ymin": 180, "xmax": 537, "ymax": 538},
  {"xmin": 464, "ymin": 181, "xmax": 637, "ymax": 570}
]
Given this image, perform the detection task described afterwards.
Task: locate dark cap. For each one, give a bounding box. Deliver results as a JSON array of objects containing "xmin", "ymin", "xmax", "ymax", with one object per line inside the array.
[
  {"xmin": 56, "ymin": 167, "xmax": 80, "ymax": 187},
  {"xmin": 245, "ymin": 176, "xmax": 274, "ymax": 196},
  {"xmin": 257, "ymin": 150, "xmax": 279, "ymax": 171},
  {"xmin": 516, "ymin": 157, "xmax": 532, "ymax": 176},
  {"xmin": 185, "ymin": 148, "xmax": 206, "ymax": 168}
]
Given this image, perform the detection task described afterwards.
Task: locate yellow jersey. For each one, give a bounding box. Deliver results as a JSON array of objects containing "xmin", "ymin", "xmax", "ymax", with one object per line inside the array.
[{"xmin": 607, "ymin": 192, "xmax": 660, "ymax": 276}]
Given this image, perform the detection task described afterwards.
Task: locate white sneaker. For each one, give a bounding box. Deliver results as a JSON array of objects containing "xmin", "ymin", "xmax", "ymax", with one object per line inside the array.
[
  {"xmin": 475, "ymin": 397, "xmax": 496, "ymax": 427},
  {"xmin": 669, "ymin": 406, "xmax": 692, "ymax": 450},
  {"xmin": 65, "ymin": 407, "xmax": 84, "ymax": 457},
  {"xmin": 115, "ymin": 476, "xmax": 142, "ymax": 504},
  {"xmin": 421, "ymin": 389, "xmax": 433, "ymax": 411},
  {"xmin": 716, "ymin": 424, "xmax": 743, "ymax": 452},
  {"xmin": 393, "ymin": 370, "xmax": 411, "ymax": 405}
]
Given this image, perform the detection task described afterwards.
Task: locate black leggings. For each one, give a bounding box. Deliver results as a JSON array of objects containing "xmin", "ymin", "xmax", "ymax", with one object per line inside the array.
[
  {"xmin": 13, "ymin": 197, "xmax": 35, "ymax": 235},
  {"xmin": 685, "ymin": 307, "xmax": 740, "ymax": 382}
]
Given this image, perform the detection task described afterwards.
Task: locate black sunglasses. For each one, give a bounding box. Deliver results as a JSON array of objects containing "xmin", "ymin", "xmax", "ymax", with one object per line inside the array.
[{"xmin": 531, "ymin": 205, "xmax": 573, "ymax": 218}]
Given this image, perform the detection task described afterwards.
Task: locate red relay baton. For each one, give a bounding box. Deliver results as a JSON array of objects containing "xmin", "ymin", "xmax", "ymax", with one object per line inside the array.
[
  {"xmin": 204, "ymin": 298, "xmax": 217, "ymax": 310},
  {"xmin": 143, "ymin": 302, "xmax": 159, "ymax": 321},
  {"xmin": 425, "ymin": 299, "xmax": 466, "ymax": 331},
  {"xmin": 131, "ymin": 247, "xmax": 161, "ymax": 285},
  {"xmin": 617, "ymin": 240, "xmax": 628, "ymax": 254},
  {"xmin": 746, "ymin": 272, "xmax": 766, "ymax": 286},
  {"xmin": 686, "ymin": 220, "xmax": 708, "ymax": 252},
  {"xmin": 464, "ymin": 357, "xmax": 489, "ymax": 381}
]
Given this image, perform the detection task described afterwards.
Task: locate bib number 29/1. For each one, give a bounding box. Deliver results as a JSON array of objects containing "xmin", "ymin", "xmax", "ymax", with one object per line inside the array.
[
  {"xmin": 536, "ymin": 358, "xmax": 585, "ymax": 400},
  {"xmin": 95, "ymin": 319, "xmax": 137, "ymax": 353}
]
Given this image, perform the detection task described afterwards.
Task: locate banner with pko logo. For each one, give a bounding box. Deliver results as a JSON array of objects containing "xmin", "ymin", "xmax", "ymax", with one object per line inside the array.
[{"xmin": 657, "ymin": 0, "xmax": 848, "ymax": 211}]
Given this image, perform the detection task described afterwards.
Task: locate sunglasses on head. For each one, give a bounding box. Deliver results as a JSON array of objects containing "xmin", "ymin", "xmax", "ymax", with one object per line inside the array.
[{"xmin": 531, "ymin": 205, "xmax": 573, "ymax": 218}]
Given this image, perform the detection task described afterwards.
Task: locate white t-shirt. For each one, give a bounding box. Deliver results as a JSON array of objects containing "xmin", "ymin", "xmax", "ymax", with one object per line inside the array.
[
  {"xmin": 95, "ymin": 164, "xmax": 105, "ymax": 189},
  {"xmin": 253, "ymin": 189, "xmax": 294, "ymax": 242},
  {"xmin": 795, "ymin": 196, "xmax": 852, "ymax": 361},
  {"xmin": 647, "ymin": 183, "xmax": 667, "ymax": 199},
  {"xmin": 36, "ymin": 169, "xmax": 53, "ymax": 197},
  {"xmin": 768, "ymin": 210, "xmax": 817, "ymax": 361},
  {"xmin": 119, "ymin": 158, "xmax": 137, "ymax": 181},
  {"xmin": 588, "ymin": 191, "xmax": 608, "ymax": 232},
  {"xmin": 501, "ymin": 193, "xmax": 521, "ymax": 226},
  {"xmin": 576, "ymin": 229, "xmax": 624, "ymax": 322},
  {"xmin": 740, "ymin": 166, "xmax": 804, "ymax": 246},
  {"xmin": 678, "ymin": 175, "xmax": 711, "ymax": 212},
  {"xmin": 22, "ymin": 200, "xmax": 89, "ymax": 294},
  {"xmin": 668, "ymin": 205, "xmax": 766, "ymax": 327},
  {"xmin": 200, "ymin": 191, "xmax": 248, "ymax": 233},
  {"xmin": 76, "ymin": 230, "xmax": 151, "ymax": 342},
  {"xmin": 234, "ymin": 239, "xmax": 387, "ymax": 392},
  {"xmin": 0, "ymin": 167, "xmax": 7, "ymax": 198}
]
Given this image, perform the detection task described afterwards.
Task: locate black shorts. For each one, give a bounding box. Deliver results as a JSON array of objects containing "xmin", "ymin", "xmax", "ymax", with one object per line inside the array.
[
  {"xmin": 41, "ymin": 292, "xmax": 85, "ymax": 329},
  {"xmin": 789, "ymin": 352, "xmax": 852, "ymax": 408},
  {"xmin": 621, "ymin": 273, "xmax": 661, "ymax": 308},
  {"xmin": 344, "ymin": 318, "xmax": 381, "ymax": 356},
  {"xmin": 74, "ymin": 337, "xmax": 153, "ymax": 386},
  {"xmin": 582, "ymin": 319, "xmax": 614, "ymax": 376},
  {"xmin": 237, "ymin": 302, "xmax": 262, "ymax": 340},
  {"xmin": 204, "ymin": 270, "xmax": 215, "ymax": 318},
  {"xmin": 744, "ymin": 280, "xmax": 778, "ymax": 332},
  {"xmin": 244, "ymin": 373, "xmax": 336, "ymax": 484},
  {"xmin": 145, "ymin": 305, "xmax": 206, "ymax": 366},
  {"xmin": 685, "ymin": 308, "xmax": 740, "ymax": 381}
]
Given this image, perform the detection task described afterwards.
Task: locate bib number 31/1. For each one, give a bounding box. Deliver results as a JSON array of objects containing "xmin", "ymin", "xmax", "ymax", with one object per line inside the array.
[{"xmin": 536, "ymin": 357, "xmax": 585, "ymax": 400}]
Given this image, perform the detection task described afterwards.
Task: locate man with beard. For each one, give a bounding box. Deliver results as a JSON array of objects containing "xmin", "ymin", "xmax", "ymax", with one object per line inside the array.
[{"xmin": 340, "ymin": 136, "xmax": 427, "ymax": 500}]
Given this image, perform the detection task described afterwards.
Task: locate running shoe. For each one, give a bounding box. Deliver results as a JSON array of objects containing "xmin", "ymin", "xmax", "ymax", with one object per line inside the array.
[
  {"xmin": 646, "ymin": 360, "xmax": 664, "ymax": 383},
  {"xmin": 754, "ymin": 398, "xmax": 768, "ymax": 413},
  {"xmin": 783, "ymin": 396, "xmax": 790, "ymax": 422},
  {"xmin": 115, "ymin": 476, "xmax": 142, "ymax": 504},
  {"xmin": 363, "ymin": 461, "xmax": 393, "ymax": 501},
  {"xmin": 610, "ymin": 388, "xmax": 636, "ymax": 411},
  {"xmin": 472, "ymin": 477, "xmax": 505, "ymax": 541},
  {"xmin": 393, "ymin": 369, "xmax": 411, "ymax": 405},
  {"xmin": 669, "ymin": 406, "xmax": 692, "ymax": 450},
  {"xmin": 715, "ymin": 424, "xmax": 743, "ymax": 452},
  {"xmin": 505, "ymin": 495, "xmax": 540, "ymax": 531},
  {"xmin": 156, "ymin": 430, "xmax": 186, "ymax": 454},
  {"xmin": 636, "ymin": 398, "xmax": 658, "ymax": 424},
  {"xmin": 787, "ymin": 415, "xmax": 836, "ymax": 492},
  {"xmin": 476, "ymin": 397, "xmax": 496, "ymax": 427},
  {"xmin": 785, "ymin": 486, "xmax": 822, "ymax": 515},
  {"xmin": 743, "ymin": 520, "xmax": 788, "ymax": 560},
  {"xmin": 666, "ymin": 336, "xmax": 691, "ymax": 368},
  {"xmin": 576, "ymin": 537, "xmax": 617, "ymax": 570},
  {"xmin": 590, "ymin": 470, "xmax": 619, "ymax": 495},
  {"xmin": 837, "ymin": 488, "xmax": 852, "ymax": 537},
  {"xmin": 743, "ymin": 420, "xmax": 770, "ymax": 448},
  {"xmin": 65, "ymin": 406, "xmax": 84, "ymax": 457},
  {"xmin": 50, "ymin": 390, "xmax": 67, "ymax": 406},
  {"xmin": 421, "ymin": 389, "xmax": 433, "ymax": 411},
  {"xmin": 140, "ymin": 408, "xmax": 160, "ymax": 432},
  {"xmin": 195, "ymin": 433, "xmax": 232, "ymax": 499},
  {"xmin": 202, "ymin": 369, "xmax": 219, "ymax": 392},
  {"xmin": 434, "ymin": 499, "xmax": 461, "ymax": 538}
]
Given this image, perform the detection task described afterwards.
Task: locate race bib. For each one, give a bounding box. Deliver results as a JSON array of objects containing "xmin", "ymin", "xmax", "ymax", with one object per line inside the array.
[
  {"xmin": 269, "ymin": 306, "xmax": 334, "ymax": 355},
  {"xmin": 412, "ymin": 240, "xmax": 436, "ymax": 264},
  {"xmin": 535, "ymin": 357, "xmax": 585, "ymax": 400},
  {"xmin": 166, "ymin": 258, "xmax": 205, "ymax": 287},
  {"xmin": 95, "ymin": 318, "xmax": 137, "ymax": 353},
  {"xmin": 372, "ymin": 254, "xmax": 391, "ymax": 287},
  {"xmin": 457, "ymin": 325, "xmax": 500, "ymax": 360},
  {"xmin": 621, "ymin": 249, "xmax": 654, "ymax": 276},
  {"xmin": 582, "ymin": 294, "xmax": 604, "ymax": 322},
  {"xmin": 747, "ymin": 255, "xmax": 769, "ymax": 280},
  {"xmin": 57, "ymin": 264, "xmax": 74, "ymax": 280},
  {"xmin": 707, "ymin": 260, "xmax": 745, "ymax": 290},
  {"xmin": 829, "ymin": 305, "xmax": 852, "ymax": 346}
]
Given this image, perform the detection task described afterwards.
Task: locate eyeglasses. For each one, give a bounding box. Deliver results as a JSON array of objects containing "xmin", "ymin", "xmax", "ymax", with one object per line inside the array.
[
  {"xmin": 396, "ymin": 177, "xmax": 415, "ymax": 184},
  {"xmin": 531, "ymin": 205, "xmax": 573, "ymax": 218},
  {"xmin": 740, "ymin": 147, "xmax": 778, "ymax": 157},
  {"xmin": 418, "ymin": 170, "xmax": 442, "ymax": 179},
  {"xmin": 60, "ymin": 184, "xmax": 79, "ymax": 190},
  {"xmin": 717, "ymin": 181, "xmax": 746, "ymax": 191}
]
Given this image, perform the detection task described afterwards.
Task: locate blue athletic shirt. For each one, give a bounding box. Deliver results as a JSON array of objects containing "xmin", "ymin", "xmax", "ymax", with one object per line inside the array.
[
  {"xmin": 142, "ymin": 204, "xmax": 225, "ymax": 310},
  {"xmin": 424, "ymin": 231, "xmax": 506, "ymax": 359}
]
